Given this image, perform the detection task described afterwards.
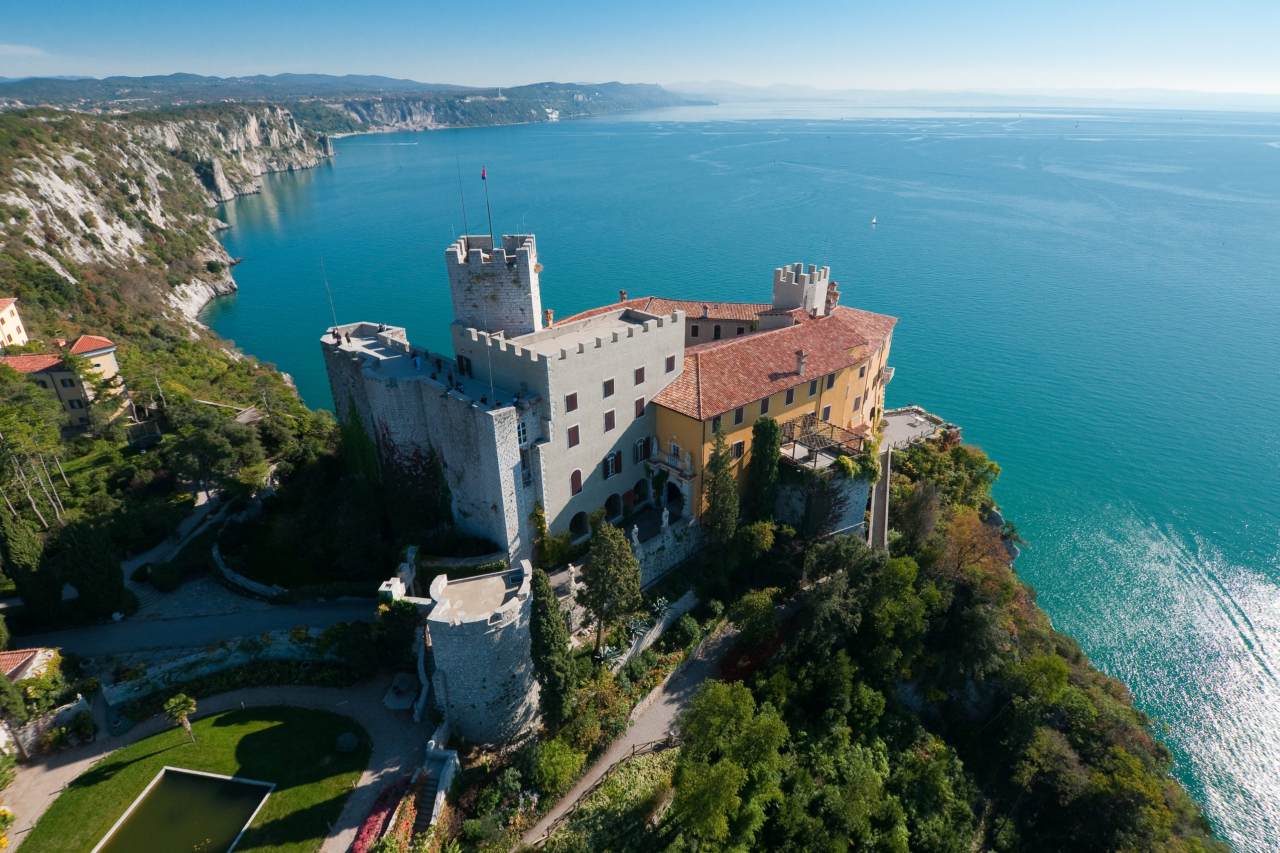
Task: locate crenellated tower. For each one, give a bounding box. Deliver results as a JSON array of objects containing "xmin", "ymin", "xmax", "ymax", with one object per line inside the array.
[
  {"xmin": 772, "ymin": 262, "xmax": 834, "ymax": 317},
  {"xmin": 445, "ymin": 234, "xmax": 543, "ymax": 336}
]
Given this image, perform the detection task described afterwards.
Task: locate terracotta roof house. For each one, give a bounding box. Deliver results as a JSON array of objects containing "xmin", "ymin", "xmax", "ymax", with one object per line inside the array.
[{"xmin": 0, "ymin": 333, "xmax": 124, "ymax": 428}]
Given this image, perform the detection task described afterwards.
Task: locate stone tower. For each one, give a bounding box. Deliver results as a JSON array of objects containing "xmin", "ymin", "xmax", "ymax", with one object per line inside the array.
[
  {"xmin": 445, "ymin": 234, "xmax": 543, "ymax": 336},
  {"xmin": 772, "ymin": 262, "xmax": 833, "ymax": 317},
  {"xmin": 426, "ymin": 560, "xmax": 539, "ymax": 744}
]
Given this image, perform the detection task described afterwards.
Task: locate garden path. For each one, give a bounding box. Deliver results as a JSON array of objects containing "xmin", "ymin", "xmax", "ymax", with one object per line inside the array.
[
  {"xmin": 520, "ymin": 625, "xmax": 740, "ymax": 847},
  {"xmin": 5, "ymin": 678, "xmax": 427, "ymax": 852}
]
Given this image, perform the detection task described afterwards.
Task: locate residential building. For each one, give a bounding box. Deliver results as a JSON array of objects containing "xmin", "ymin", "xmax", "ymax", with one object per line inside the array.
[
  {"xmin": 0, "ymin": 298, "xmax": 29, "ymax": 349},
  {"xmin": 0, "ymin": 334, "xmax": 125, "ymax": 428},
  {"xmin": 322, "ymin": 235, "xmax": 895, "ymax": 564}
]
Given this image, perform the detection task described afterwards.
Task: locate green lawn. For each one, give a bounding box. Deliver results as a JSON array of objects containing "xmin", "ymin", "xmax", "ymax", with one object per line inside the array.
[{"xmin": 23, "ymin": 706, "xmax": 372, "ymax": 853}]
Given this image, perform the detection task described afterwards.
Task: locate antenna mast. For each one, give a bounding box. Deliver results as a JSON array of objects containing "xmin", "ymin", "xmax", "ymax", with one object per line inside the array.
[
  {"xmin": 455, "ymin": 156, "xmax": 470, "ymax": 236},
  {"xmin": 320, "ymin": 257, "xmax": 338, "ymax": 328},
  {"xmin": 481, "ymin": 165, "xmax": 495, "ymax": 246}
]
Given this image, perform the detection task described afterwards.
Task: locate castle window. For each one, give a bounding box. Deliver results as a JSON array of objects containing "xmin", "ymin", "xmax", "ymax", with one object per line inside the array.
[
  {"xmin": 604, "ymin": 410, "xmax": 616, "ymax": 432},
  {"xmin": 634, "ymin": 366, "xmax": 645, "ymax": 385},
  {"xmin": 568, "ymin": 425, "xmax": 580, "ymax": 447},
  {"xmin": 808, "ymin": 379, "xmax": 818, "ymax": 396},
  {"xmin": 760, "ymin": 397, "xmax": 770, "ymax": 415},
  {"xmin": 602, "ymin": 451, "xmax": 622, "ymax": 480},
  {"xmin": 734, "ymin": 407, "xmax": 744, "ymax": 425},
  {"xmin": 859, "ymin": 365, "xmax": 867, "ymax": 378},
  {"xmin": 853, "ymin": 395, "xmax": 862, "ymax": 412},
  {"xmin": 711, "ymin": 416, "xmax": 721, "ymax": 433},
  {"xmin": 821, "ymin": 405, "xmax": 831, "ymax": 422},
  {"xmin": 520, "ymin": 448, "xmax": 532, "ymax": 486},
  {"xmin": 732, "ymin": 440, "xmax": 745, "ymax": 459},
  {"xmin": 603, "ymin": 378, "xmax": 615, "ymax": 398},
  {"xmin": 517, "ymin": 420, "xmax": 528, "ymax": 446},
  {"xmin": 713, "ymin": 325, "xmax": 722, "ymax": 340},
  {"xmin": 36, "ymin": 379, "xmax": 48, "ymax": 389},
  {"xmin": 60, "ymin": 378, "xmax": 75, "ymax": 388},
  {"xmin": 633, "ymin": 437, "xmax": 649, "ymax": 463},
  {"xmin": 634, "ymin": 398, "xmax": 645, "ymax": 420},
  {"xmin": 785, "ymin": 388, "xmax": 795, "ymax": 405},
  {"xmin": 736, "ymin": 326, "xmax": 745, "ymax": 336},
  {"xmin": 456, "ymin": 354, "xmax": 473, "ymax": 377},
  {"xmin": 565, "ymin": 392, "xmax": 578, "ymax": 413},
  {"xmin": 68, "ymin": 399, "xmax": 84, "ymax": 410},
  {"xmin": 570, "ymin": 469, "xmax": 583, "ymax": 495},
  {"xmin": 826, "ymin": 373, "xmax": 836, "ymax": 389},
  {"xmin": 666, "ymin": 355, "xmax": 676, "ymax": 373},
  {"xmin": 691, "ymin": 324, "xmax": 700, "ymax": 338}
]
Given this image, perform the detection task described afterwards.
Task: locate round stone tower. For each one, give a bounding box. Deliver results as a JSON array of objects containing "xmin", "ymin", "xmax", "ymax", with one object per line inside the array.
[{"xmin": 426, "ymin": 560, "xmax": 539, "ymax": 744}]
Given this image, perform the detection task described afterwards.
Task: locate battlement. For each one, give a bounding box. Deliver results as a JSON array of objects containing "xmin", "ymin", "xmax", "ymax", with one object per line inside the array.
[
  {"xmin": 504, "ymin": 307, "xmax": 684, "ymax": 363},
  {"xmin": 446, "ymin": 234, "xmax": 538, "ymax": 270},
  {"xmin": 773, "ymin": 262, "xmax": 835, "ymax": 317}
]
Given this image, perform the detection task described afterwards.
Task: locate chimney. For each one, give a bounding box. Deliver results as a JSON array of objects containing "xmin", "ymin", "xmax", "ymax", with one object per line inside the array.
[
  {"xmin": 618, "ymin": 289, "xmax": 628, "ymax": 302},
  {"xmin": 543, "ymin": 308, "xmax": 555, "ymax": 326},
  {"xmin": 702, "ymin": 304, "xmax": 709, "ymax": 318},
  {"xmin": 795, "ymin": 349, "xmax": 808, "ymax": 376}
]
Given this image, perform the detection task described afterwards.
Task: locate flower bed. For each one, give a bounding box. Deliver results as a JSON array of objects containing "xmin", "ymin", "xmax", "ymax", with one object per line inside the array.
[{"xmin": 351, "ymin": 777, "xmax": 409, "ymax": 853}]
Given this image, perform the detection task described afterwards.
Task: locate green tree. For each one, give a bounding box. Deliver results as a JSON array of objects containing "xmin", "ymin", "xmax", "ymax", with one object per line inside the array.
[
  {"xmin": 0, "ymin": 510, "xmax": 58, "ymax": 618},
  {"xmin": 43, "ymin": 521, "xmax": 124, "ymax": 617},
  {"xmin": 578, "ymin": 522, "xmax": 641, "ymax": 656},
  {"xmin": 674, "ymin": 680, "xmax": 789, "ymax": 848},
  {"xmin": 530, "ymin": 567, "xmax": 575, "ymax": 726},
  {"xmin": 0, "ymin": 613, "xmax": 8, "ymax": 650},
  {"xmin": 703, "ymin": 431, "xmax": 739, "ymax": 563},
  {"xmin": 163, "ymin": 693, "xmax": 197, "ymax": 742},
  {"xmin": 161, "ymin": 402, "xmax": 265, "ymax": 500},
  {"xmin": 743, "ymin": 416, "xmax": 781, "ymax": 521},
  {"xmin": 729, "ymin": 587, "xmax": 779, "ymax": 648},
  {"xmin": 527, "ymin": 738, "xmax": 585, "ymax": 797}
]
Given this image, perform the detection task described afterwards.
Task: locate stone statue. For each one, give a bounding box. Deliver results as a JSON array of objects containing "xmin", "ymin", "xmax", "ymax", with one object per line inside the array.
[
  {"xmin": 661, "ymin": 507, "xmax": 670, "ymax": 529},
  {"xmin": 631, "ymin": 524, "xmax": 641, "ymax": 551}
]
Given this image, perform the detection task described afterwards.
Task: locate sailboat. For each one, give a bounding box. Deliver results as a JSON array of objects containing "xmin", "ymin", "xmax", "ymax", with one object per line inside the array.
[{"xmin": 870, "ymin": 215, "xmax": 878, "ymax": 226}]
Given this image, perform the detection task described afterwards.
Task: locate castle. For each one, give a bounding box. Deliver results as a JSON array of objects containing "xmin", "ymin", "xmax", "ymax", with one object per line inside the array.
[{"xmin": 322, "ymin": 233, "xmax": 897, "ymax": 567}]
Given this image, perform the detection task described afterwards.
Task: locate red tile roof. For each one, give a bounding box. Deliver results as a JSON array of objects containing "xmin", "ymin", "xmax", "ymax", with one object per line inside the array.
[
  {"xmin": 0, "ymin": 649, "xmax": 38, "ymax": 680},
  {"xmin": 555, "ymin": 297, "xmax": 772, "ymax": 326},
  {"xmin": 68, "ymin": 334, "xmax": 115, "ymax": 355},
  {"xmin": 653, "ymin": 306, "xmax": 897, "ymax": 420},
  {"xmin": 0, "ymin": 353, "xmax": 63, "ymax": 374},
  {"xmin": 0, "ymin": 298, "xmax": 15, "ymax": 312}
]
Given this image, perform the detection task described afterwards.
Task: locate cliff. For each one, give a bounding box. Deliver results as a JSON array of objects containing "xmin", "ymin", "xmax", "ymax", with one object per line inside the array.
[{"xmin": 0, "ymin": 105, "xmax": 331, "ymax": 324}]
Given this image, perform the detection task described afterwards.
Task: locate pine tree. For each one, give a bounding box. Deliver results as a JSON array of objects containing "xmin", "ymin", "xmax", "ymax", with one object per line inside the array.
[
  {"xmin": 579, "ymin": 522, "xmax": 641, "ymax": 656},
  {"xmin": 744, "ymin": 416, "xmax": 781, "ymax": 521},
  {"xmin": 703, "ymin": 432, "xmax": 739, "ymax": 554},
  {"xmin": 530, "ymin": 567, "xmax": 575, "ymax": 726}
]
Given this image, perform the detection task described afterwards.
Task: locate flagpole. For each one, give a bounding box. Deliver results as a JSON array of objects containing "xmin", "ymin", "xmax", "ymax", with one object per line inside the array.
[{"xmin": 482, "ymin": 165, "xmax": 495, "ymax": 247}]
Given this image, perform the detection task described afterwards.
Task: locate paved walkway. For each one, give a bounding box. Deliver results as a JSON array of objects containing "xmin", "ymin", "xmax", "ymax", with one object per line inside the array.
[
  {"xmin": 520, "ymin": 625, "xmax": 739, "ymax": 847},
  {"xmin": 5, "ymin": 679, "xmax": 427, "ymax": 853},
  {"xmin": 869, "ymin": 447, "xmax": 893, "ymax": 550},
  {"xmin": 16, "ymin": 599, "xmax": 372, "ymax": 657}
]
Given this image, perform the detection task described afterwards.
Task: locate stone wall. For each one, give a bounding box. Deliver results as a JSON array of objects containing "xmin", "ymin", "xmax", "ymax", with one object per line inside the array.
[
  {"xmin": 426, "ymin": 562, "xmax": 540, "ymax": 744},
  {"xmin": 445, "ymin": 234, "xmax": 542, "ymax": 336},
  {"xmin": 776, "ymin": 472, "xmax": 871, "ymax": 539},
  {"xmin": 633, "ymin": 516, "xmax": 705, "ymax": 587}
]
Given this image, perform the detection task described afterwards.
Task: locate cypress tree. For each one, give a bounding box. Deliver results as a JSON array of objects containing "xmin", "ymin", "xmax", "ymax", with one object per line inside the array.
[
  {"xmin": 530, "ymin": 567, "xmax": 575, "ymax": 726},
  {"xmin": 0, "ymin": 510, "xmax": 59, "ymax": 619},
  {"xmin": 744, "ymin": 416, "xmax": 781, "ymax": 521},
  {"xmin": 703, "ymin": 431, "xmax": 740, "ymax": 554}
]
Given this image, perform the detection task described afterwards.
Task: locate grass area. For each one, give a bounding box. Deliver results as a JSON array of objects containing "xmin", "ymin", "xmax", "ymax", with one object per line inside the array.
[
  {"xmin": 543, "ymin": 749, "xmax": 678, "ymax": 852},
  {"xmin": 23, "ymin": 706, "xmax": 372, "ymax": 853}
]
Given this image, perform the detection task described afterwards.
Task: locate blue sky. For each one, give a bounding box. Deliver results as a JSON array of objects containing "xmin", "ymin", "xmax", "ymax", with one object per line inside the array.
[{"xmin": 2, "ymin": 0, "xmax": 1278, "ymax": 93}]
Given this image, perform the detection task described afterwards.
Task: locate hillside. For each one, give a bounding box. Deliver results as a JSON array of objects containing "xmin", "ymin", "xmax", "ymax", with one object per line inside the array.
[{"xmin": 0, "ymin": 74, "xmax": 702, "ymax": 133}]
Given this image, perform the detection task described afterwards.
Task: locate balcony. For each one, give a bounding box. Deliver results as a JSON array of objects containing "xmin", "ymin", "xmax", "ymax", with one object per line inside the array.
[
  {"xmin": 647, "ymin": 450, "xmax": 694, "ymax": 480},
  {"xmin": 881, "ymin": 366, "xmax": 895, "ymax": 385}
]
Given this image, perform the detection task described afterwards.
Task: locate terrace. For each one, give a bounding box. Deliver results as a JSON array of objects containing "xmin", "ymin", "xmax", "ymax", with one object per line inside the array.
[{"xmin": 779, "ymin": 413, "xmax": 867, "ymax": 470}]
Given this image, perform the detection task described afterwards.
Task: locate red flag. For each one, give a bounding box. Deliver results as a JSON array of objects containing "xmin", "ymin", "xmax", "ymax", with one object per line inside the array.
[{"xmin": 481, "ymin": 166, "xmax": 487, "ymax": 180}]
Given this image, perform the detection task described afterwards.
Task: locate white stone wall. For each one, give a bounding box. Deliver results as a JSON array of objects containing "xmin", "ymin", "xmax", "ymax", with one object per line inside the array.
[{"xmin": 536, "ymin": 311, "xmax": 686, "ymax": 535}]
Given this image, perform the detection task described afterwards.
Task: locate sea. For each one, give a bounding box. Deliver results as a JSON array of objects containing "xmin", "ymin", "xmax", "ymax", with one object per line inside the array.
[{"xmin": 208, "ymin": 102, "xmax": 1280, "ymax": 850}]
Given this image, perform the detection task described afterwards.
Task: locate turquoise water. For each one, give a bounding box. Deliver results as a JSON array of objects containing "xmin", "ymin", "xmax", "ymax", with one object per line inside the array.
[{"xmin": 209, "ymin": 106, "xmax": 1280, "ymax": 850}]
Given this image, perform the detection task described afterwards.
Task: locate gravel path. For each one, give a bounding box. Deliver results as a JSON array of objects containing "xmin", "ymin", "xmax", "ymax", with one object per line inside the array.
[
  {"xmin": 6, "ymin": 678, "xmax": 426, "ymax": 853},
  {"xmin": 520, "ymin": 626, "xmax": 739, "ymax": 847}
]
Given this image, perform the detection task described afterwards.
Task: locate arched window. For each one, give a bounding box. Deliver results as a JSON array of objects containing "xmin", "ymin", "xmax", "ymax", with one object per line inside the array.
[{"xmin": 570, "ymin": 469, "xmax": 583, "ymax": 495}]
